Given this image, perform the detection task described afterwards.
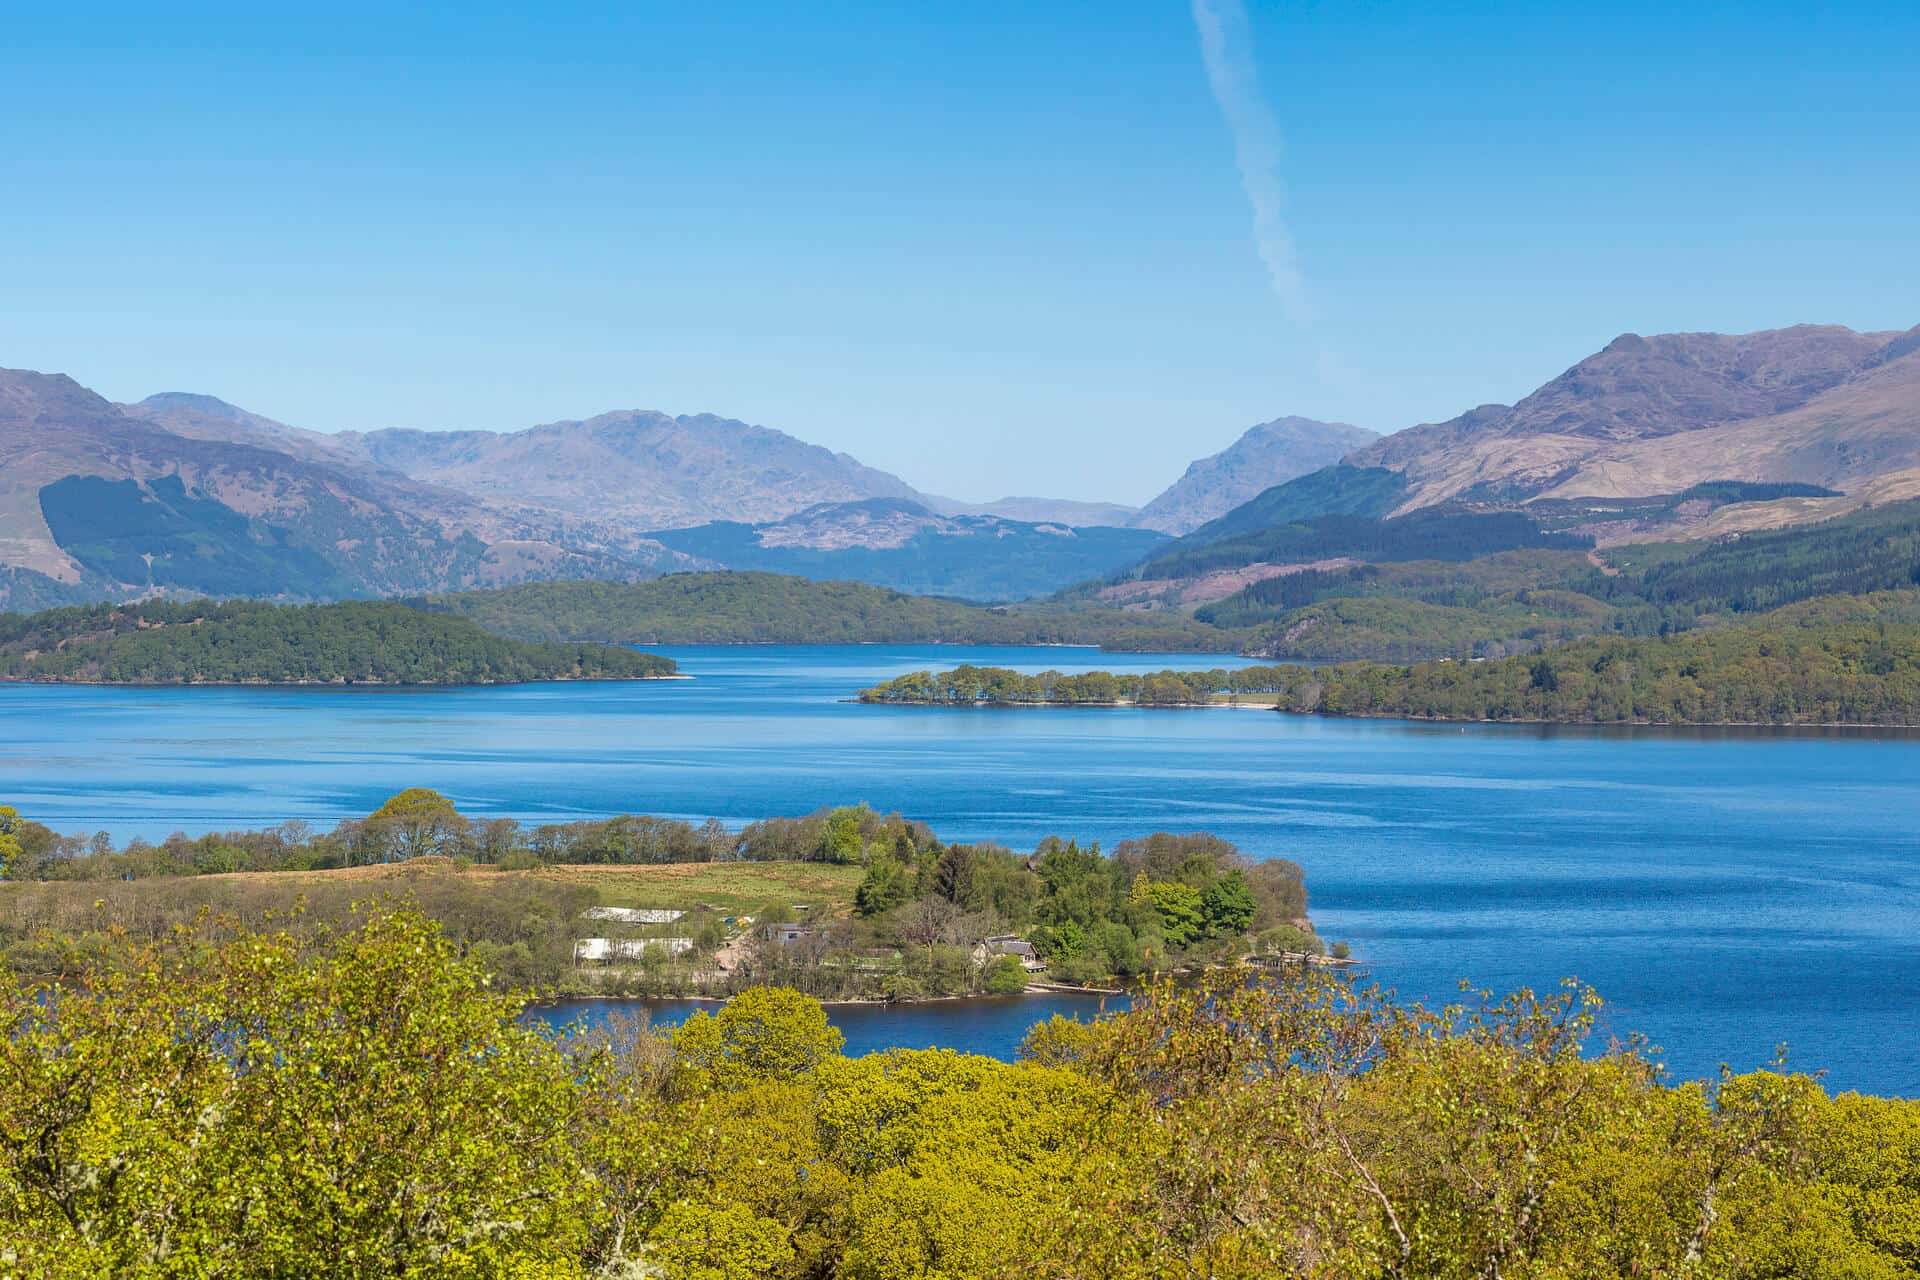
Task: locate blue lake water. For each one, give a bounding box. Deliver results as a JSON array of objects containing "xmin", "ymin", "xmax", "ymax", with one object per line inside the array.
[{"xmin": 3, "ymin": 643, "xmax": 1918, "ymax": 1092}]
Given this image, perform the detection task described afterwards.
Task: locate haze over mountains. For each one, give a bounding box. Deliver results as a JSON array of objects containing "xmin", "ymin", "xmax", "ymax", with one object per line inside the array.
[
  {"xmin": 3, "ymin": 319, "xmax": 1915, "ymax": 612},
  {"xmin": 1129, "ymin": 416, "xmax": 1380, "ymax": 534}
]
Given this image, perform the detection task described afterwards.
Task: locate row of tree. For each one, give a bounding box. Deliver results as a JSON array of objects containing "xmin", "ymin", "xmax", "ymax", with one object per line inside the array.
[
  {"xmin": 860, "ymin": 617, "xmax": 1920, "ymax": 725},
  {"xmin": 0, "ymin": 598, "xmax": 675, "ymax": 684},
  {"xmin": 0, "ymin": 797, "xmax": 1324, "ymax": 995},
  {"xmin": 3, "ymin": 909, "xmax": 1913, "ymax": 1277}
]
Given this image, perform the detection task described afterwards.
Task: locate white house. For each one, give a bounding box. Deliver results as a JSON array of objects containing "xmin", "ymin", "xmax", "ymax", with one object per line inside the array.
[{"xmin": 971, "ymin": 934, "xmax": 1045, "ymax": 973}]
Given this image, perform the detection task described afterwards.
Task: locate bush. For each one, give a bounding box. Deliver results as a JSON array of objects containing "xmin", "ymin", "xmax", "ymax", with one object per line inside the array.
[{"xmin": 981, "ymin": 954, "xmax": 1029, "ymax": 995}]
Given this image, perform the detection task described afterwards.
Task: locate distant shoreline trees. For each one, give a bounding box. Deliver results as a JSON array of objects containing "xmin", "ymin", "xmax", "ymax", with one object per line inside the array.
[
  {"xmin": 0, "ymin": 598, "xmax": 674, "ymax": 684},
  {"xmin": 858, "ymin": 618, "xmax": 1920, "ymax": 726}
]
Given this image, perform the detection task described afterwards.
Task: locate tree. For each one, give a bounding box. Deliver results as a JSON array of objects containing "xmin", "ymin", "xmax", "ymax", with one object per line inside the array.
[
  {"xmin": 855, "ymin": 857, "xmax": 913, "ymax": 916},
  {"xmin": 0, "ymin": 907, "xmax": 590, "ymax": 1276},
  {"xmin": 0, "ymin": 805, "xmax": 21, "ymax": 879},
  {"xmin": 1143, "ymin": 881, "xmax": 1206, "ymax": 949},
  {"xmin": 1202, "ymin": 870, "xmax": 1258, "ymax": 937},
  {"xmin": 361, "ymin": 787, "xmax": 470, "ymax": 862},
  {"xmin": 673, "ymin": 987, "xmax": 845, "ymax": 1089},
  {"xmin": 981, "ymin": 954, "xmax": 1029, "ymax": 995},
  {"xmin": 823, "ymin": 805, "xmax": 868, "ymax": 865}
]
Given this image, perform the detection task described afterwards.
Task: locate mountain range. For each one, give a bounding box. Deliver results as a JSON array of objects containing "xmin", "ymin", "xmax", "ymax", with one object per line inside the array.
[
  {"xmin": 4, "ymin": 319, "xmax": 1915, "ymax": 612},
  {"xmin": 1349, "ymin": 323, "xmax": 1920, "ymax": 524}
]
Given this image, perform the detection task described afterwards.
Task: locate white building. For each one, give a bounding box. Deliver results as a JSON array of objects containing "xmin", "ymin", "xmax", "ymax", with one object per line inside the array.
[
  {"xmin": 573, "ymin": 936, "xmax": 695, "ymax": 965},
  {"xmin": 582, "ymin": 906, "xmax": 684, "ymax": 925}
]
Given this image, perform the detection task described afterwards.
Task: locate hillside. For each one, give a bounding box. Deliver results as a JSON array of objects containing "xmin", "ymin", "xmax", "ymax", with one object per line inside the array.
[
  {"xmin": 0, "ymin": 598, "xmax": 674, "ymax": 684},
  {"xmin": 648, "ymin": 499, "xmax": 1167, "ymax": 601},
  {"xmin": 1101, "ymin": 494, "xmax": 1920, "ymax": 662},
  {"xmin": 413, "ymin": 571, "xmax": 1246, "ymax": 651},
  {"xmin": 1349, "ymin": 322, "xmax": 1920, "ymax": 516},
  {"xmin": 858, "ymin": 593, "xmax": 1920, "ymax": 726},
  {"xmin": 0, "ymin": 369, "xmax": 684, "ymax": 612},
  {"xmin": 337, "ymin": 409, "xmax": 926, "ymax": 532},
  {"xmin": 1130, "ymin": 416, "xmax": 1380, "ymax": 534}
]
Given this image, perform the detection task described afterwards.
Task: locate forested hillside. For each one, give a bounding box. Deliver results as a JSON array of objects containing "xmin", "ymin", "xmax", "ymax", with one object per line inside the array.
[
  {"xmin": 0, "ymin": 599, "xmax": 674, "ymax": 684},
  {"xmin": 415, "ymin": 572, "xmax": 1246, "ymax": 650},
  {"xmin": 860, "ymin": 595, "xmax": 1920, "ymax": 725},
  {"xmin": 1166, "ymin": 498, "xmax": 1920, "ymax": 661}
]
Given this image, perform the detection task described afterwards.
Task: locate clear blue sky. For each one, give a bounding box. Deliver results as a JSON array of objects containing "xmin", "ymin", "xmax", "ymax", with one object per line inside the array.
[{"xmin": 4, "ymin": 1, "xmax": 1915, "ymax": 504}]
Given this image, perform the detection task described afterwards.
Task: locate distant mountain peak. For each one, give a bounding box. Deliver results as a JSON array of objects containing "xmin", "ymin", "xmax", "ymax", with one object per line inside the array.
[
  {"xmin": 1349, "ymin": 320, "xmax": 1920, "ymax": 511},
  {"xmin": 1131, "ymin": 415, "xmax": 1380, "ymax": 535}
]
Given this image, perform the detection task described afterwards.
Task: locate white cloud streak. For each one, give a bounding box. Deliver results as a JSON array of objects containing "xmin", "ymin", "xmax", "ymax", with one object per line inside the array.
[{"xmin": 1191, "ymin": 0, "xmax": 1312, "ymax": 326}]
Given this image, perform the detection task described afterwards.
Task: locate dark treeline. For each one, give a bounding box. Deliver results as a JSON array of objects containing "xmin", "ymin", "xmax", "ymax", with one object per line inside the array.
[
  {"xmin": 0, "ymin": 598, "xmax": 674, "ymax": 684},
  {"xmin": 1137, "ymin": 508, "xmax": 1592, "ymax": 582},
  {"xmin": 859, "ymin": 614, "xmax": 1920, "ymax": 725},
  {"xmin": 1194, "ymin": 498, "xmax": 1920, "ymax": 661},
  {"xmin": 414, "ymin": 572, "xmax": 1246, "ymax": 651},
  {"xmin": 4, "ymin": 910, "xmax": 1915, "ymax": 1277},
  {"xmin": 1622, "ymin": 498, "xmax": 1920, "ymax": 619}
]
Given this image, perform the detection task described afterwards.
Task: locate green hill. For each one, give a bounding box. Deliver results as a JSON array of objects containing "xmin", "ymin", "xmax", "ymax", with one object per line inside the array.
[
  {"xmin": 859, "ymin": 592, "xmax": 1920, "ymax": 726},
  {"xmin": 413, "ymin": 572, "xmax": 1247, "ymax": 651},
  {"xmin": 0, "ymin": 599, "xmax": 674, "ymax": 685}
]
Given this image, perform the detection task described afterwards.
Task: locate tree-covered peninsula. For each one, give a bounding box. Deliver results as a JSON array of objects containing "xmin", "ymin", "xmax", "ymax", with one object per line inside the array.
[
  {"xmin": 858, "ymin": 604, "xmax": 1920, "ymax": 726},
  {"xmin": 0, "ymin": 598, "xmax": 675, "ymax": 684}
]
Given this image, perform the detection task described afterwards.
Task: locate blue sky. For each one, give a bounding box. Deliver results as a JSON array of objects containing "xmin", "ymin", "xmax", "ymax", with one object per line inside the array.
[{"xmin": 4, "ymin": 1, "xmax": 1916, "ymax": 504}]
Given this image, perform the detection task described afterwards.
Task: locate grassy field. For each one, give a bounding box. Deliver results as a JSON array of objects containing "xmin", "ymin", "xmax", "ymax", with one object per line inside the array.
[
  {"xmin": 1, "ymin": 858, "xmax": 864, "ymax": 925},
  {"xmin": 0, "ymin": 860, "xmax": 866, "ymax": 989},
  {"xmin": 523, "ymin": 861, "xmax": 863, "ymax": 915}
]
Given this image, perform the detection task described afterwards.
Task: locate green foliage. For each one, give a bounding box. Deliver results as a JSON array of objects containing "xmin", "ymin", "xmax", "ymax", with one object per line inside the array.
[
  {"xmin": 0, "ymin": 597, "xmax": 674, "ymax": 684},
  {"xmin": 863, "ymin": 607, "xmax": 1920, "ymax": 725},
  {"xmin": 5, "ymin": 917, "xmax": 1914, "ymax": 1279},
  {"xmin": 646, "ymin": 503, "xmax": 1168, "ymax": 603},
  {"xmin": 412, "ymin": 571, "xmax": 1247, "ymax": 651},
  {"xmin": 1140, "ymin": 880, "xmax": 1205, "ymax": 948},
  {"xmin": 671, "ymin": 986, "xmax": 846, "ymax": 1088},
  {"xmin": 38, "ymin": 473, "xmax": 356, "ymax": 598},
  {"xmin": 1176, "ymin": 463, "xmax": 1412, "ymax": 545},
  {"xmin": 1202, "ymin": 869, "xmax": 1258, "ymax": 936},
  {"xmin": 980, "ymin": 954, "xmax": 1029, "ymax": 994},
  {"xmin": 0, "ymin": 906, "xmax": 590, "ymax": 1277},
  {"xmin": 0, "ymin": 805, "xmax": 20, "ymax": 880},
  {"xmin": 1138, "ymin": 506, "xmax": 1589, "ymax": 583}
]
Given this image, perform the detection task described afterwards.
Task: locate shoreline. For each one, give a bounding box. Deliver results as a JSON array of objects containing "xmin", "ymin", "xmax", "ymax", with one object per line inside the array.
[
  {"xmin": 854, "ymin": 698, "xmax": 1920, "ymax": 730},
  {"xmin": 0, "ymin": 672, "xmax": 685, "ymax": 689}
]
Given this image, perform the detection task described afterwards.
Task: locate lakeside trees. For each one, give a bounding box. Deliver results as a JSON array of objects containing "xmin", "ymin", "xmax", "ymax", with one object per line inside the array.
[
  {"xmin": 0, "ymin": 598, "xmax": 675, "ymax": 684},
  {"xmin": 3, "ymin": 906, "xmax": 1914, "ymax": 1278},
  {"xmin": 858, "ymin": 617, "xmax": 1920, "ymax": 726},
  {"xmin": 0, "ymin": 798, "xmax": 1320, "ymax": 997},
  {"xmin": 413, "ymin": 572, "xmax": 1245, "ymax": 651}
]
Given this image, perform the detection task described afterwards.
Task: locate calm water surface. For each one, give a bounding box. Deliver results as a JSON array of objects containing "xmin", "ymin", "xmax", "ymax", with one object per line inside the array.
[{"xmin": 3, "ymin": 644, "xmax": 1917, "ymax": 1092}]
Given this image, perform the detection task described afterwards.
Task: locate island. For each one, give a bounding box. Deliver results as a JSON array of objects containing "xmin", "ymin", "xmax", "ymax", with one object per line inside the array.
[
  {"xmin": 0, "ymin": 598, "xmax": 676, "ymax": 685},
  {"xmin": 856, "ymin": 593, "xmax": 1920, "ymax": 726}
]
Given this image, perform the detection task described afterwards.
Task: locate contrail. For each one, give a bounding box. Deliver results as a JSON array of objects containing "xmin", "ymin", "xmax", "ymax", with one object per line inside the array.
[{"xmin": 1191, "ymin": 0, "xmax": 1311, "ymax": 326}]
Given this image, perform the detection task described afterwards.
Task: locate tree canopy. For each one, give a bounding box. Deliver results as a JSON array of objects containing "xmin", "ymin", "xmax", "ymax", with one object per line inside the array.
[
  {"xmin": 0, "ymin": 598, "xmax": 674, "ymax": 684},
  {"xmin": 2, "ymin": 908, "xmax": 1915, "ymax": 1278}
]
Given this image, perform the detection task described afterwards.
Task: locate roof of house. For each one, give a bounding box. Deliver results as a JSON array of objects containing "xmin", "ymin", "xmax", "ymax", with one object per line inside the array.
[{"xmin": 582, "ymin": 906, "xmax": 684, "ymax": 924}]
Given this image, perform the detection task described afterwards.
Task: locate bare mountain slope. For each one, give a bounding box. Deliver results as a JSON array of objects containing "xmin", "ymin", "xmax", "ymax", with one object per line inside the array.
[
  {"xmin": 1349, "ymin": 323, "xmax": 1920, "ymax": 513},
  {"xmin": 1132, "ymin": 416, "xmax": 1379, "ymax": 534},
  {"xmin": 337, "ymin": 410, "xmax": 926, "ymax": 532},
  {"xmin": 0, "ymin": 369, "xmax": 679, "ymax": 609}
]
